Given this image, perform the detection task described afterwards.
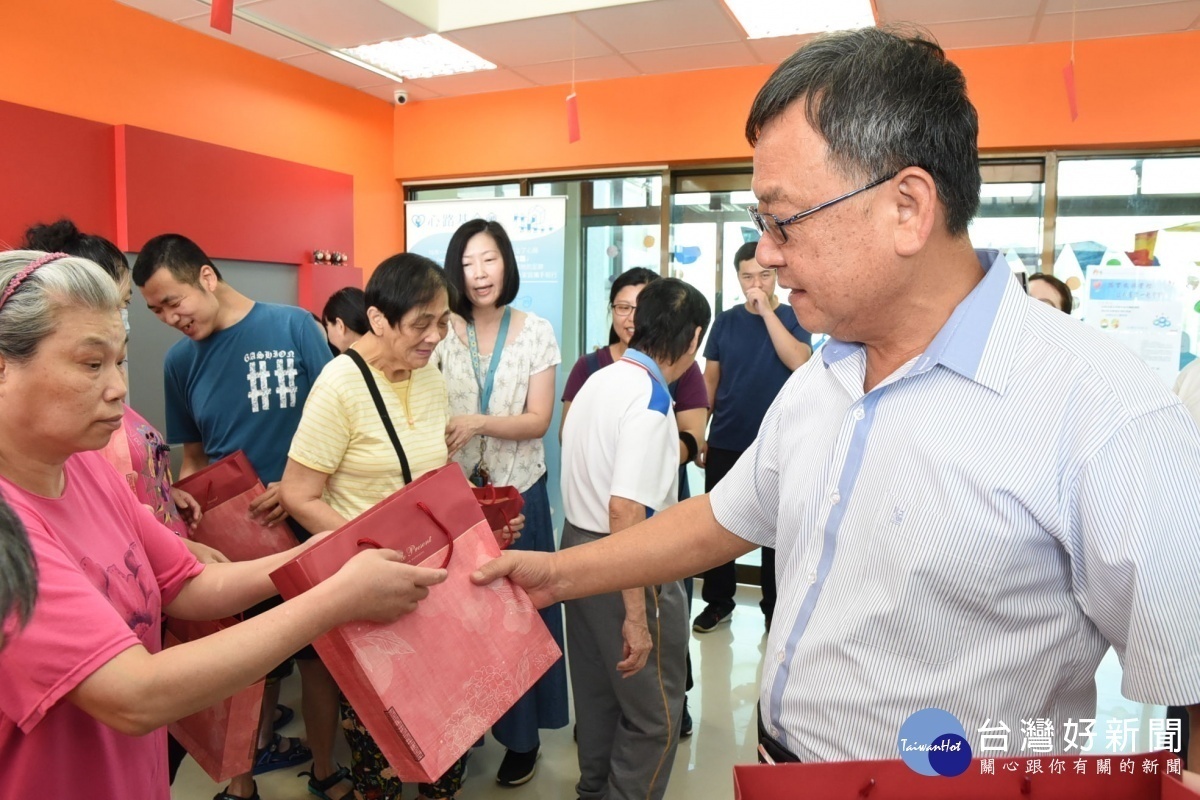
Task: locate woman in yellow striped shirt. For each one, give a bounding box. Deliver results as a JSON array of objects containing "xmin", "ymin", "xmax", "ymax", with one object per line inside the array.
[{"xmin": 281, "ymin": 253, "xmax": 514, "ymax": 800}]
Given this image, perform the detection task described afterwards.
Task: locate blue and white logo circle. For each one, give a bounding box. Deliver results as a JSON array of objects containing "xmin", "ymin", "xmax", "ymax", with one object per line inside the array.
[{"xmin": 897, "ymin": 707, "xmax": 972, "ymax": 777}]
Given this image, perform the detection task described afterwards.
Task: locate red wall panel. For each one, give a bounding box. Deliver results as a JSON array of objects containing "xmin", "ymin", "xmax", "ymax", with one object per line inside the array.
[
  {"xmin": 0, "ymin": 100, "xmax": 117, "ymax": 250},
  {"xmin": 119, "ymin": 125, "xmax": 353, "ymax": 265},
  {"xmin": 298, "ymin": 262, "xmax": 363, "ymax": 317}
]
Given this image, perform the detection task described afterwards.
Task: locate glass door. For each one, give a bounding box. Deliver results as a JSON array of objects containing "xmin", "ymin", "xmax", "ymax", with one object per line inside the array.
[
  {"xmin": 532, "ymin": 174, "xmax": 664, "ymax": 364},
  {"xmin": 669, "ymin": 171, "xmax": 767, "ymax": 580},
  {"xmin": 969, "ymin": 159, "xmax": 1046, "ymax": 274}
]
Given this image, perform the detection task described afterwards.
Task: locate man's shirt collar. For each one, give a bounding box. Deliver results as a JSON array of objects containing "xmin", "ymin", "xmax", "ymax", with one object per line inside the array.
[
  {"xmin": 622, "ymin": 347, "xmax": 670, "ymax": 389},
  {"xmin": 821, "ymin": 249, "xmax": 1022, "ymax": 394}
]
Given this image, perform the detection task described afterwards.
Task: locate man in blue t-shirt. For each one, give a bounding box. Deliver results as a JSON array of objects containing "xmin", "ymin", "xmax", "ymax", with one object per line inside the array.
[
  {"xmin": 134, "ymin": 234, "xmax": 342, "ymax": 800},
  {"xmin": 694, "ymin": 240, "xmax": 812, "ymax": 634}
]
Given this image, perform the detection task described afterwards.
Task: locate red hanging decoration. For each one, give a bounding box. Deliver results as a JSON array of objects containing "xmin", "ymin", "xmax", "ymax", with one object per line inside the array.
[
  {"xmin": 210, "ymin": 0, "xmax": 233, "ymax": 34},
  {"xmin": 566, "ymin": 92, "xmax": 581, "ymax": 144},
  {"xmin": 1062, "ymin": 0, "xmax": 1079, "ymax": 122},
  {"xmin": 1063, "ymin": 60, "xmax": 1079, "ymax": 122}
]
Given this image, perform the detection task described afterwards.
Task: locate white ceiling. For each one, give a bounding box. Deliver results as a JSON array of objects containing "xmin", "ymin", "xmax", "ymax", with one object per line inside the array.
[{"xmin": 116, "ymin": 0, "xmax": 1200, "ymax": 103}]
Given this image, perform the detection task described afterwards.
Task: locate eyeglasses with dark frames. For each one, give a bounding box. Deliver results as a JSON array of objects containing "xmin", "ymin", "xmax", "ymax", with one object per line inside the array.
[{"xmin": 748, "ymin": 172, "xmax": 899, "ymax": 245}]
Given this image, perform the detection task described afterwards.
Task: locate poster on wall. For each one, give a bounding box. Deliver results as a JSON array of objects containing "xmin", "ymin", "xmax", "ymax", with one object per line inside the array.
[
  {"xmin": 405, "ymin": 196, "xmax": 568, "ymax": 342},
  {"xmin": 405, "ymin": 196, "xmax": 569, "ymax": 529},
  {"xmin": 1086, "ymin": 266, "xmax": 1185, "ymax": 386}
]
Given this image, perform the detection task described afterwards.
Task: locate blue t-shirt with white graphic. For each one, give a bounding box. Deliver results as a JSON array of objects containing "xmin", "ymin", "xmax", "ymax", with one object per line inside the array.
[{"xmin": 164, "ymin": 302, "xmax": 332, "ymax": 484}]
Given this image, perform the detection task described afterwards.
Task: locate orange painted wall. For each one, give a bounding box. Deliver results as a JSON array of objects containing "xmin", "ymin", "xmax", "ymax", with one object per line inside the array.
[
  {"xmin": 5, "ymin": 0, "xmax": 1197, "ymax": 260},
  {"xmin": 958, "ymin": 31, "xmax": 1200, "ymax": 152},
  {"xmin": 394, "ymin": 65, "xmax": 769, "ymax": 181},
  {"xmin": 394, "ymin": 29, "xmax": 1200, "ymax": 183},
  {"xmin": 0, "ymin": 0, "xmax": 402, "ymax": 270}
]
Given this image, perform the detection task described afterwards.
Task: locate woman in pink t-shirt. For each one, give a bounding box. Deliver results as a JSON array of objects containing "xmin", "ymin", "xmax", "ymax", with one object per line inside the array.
[
  {"xmin": 22, "ymin": 220, "xmax": 203, "ymax": 540},
  {"xmin": 0, "ymin": 251, "xmax": 448, "ymax": 800}
]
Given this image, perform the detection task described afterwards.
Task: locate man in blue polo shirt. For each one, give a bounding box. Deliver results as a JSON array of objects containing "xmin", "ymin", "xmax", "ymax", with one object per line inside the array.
[
  {"xmin": 560, "ymin": 278, "xmax": 710, "ymax": 800},
  {"xmin": 694, "ymin": 241, "xmax": 811, "ymax": 634},
  {"xmin": 134, "ymin": 234, "xmax": 343, "ymax": 800}
]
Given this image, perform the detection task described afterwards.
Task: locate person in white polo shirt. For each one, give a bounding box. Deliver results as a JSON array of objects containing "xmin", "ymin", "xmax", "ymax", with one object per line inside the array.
[{"xmin": 560, "ymin": 277, "xmax": 710, "ymax": 800}]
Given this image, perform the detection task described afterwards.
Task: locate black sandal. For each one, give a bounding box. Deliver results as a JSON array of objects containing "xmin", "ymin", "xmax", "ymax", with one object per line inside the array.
[
  {"xmin": 298, "ymin": 765, "xmax": 353, "ymax": 800},
  {"xmin": 252, "ymin": 733, "xmax": 312, "ymax": 774},
  {"xmin": 213, "ymin": 782, "xmax": 259, "ymax": 800}
]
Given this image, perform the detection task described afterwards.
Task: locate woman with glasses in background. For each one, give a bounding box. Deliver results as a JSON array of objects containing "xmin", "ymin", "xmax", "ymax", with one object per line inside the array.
[{"xmin": 560, "ymin": 267, "xmax": 708, "ymax": 457}]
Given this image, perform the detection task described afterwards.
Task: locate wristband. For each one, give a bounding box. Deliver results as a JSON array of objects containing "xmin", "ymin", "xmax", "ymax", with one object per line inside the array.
[{"xmin": 679, "ymin": 431, "xmax": 699, "ymax": 464}]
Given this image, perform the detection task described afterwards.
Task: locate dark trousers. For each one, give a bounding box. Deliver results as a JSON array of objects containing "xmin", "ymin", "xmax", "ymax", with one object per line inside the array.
[
  {"xmin": 700, "ymin": 446, "xmax": 776, "ymax": 625},
  {"xmin": 1168, "ymin": 705, "xmax": 1191, "ymax": 768},
  {"xmin": 168, "ymin": 732, "xmax": 188, "ymax": 783}
]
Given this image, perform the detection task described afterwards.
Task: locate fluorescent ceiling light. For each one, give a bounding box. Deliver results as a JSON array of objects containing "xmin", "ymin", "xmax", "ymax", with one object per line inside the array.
[
  {"xmin": 382, "ymin": 0, "xmax": 659, "ymax": 33},
  {"xmin": 723, "ymin": 0, "xmax": 875, "ymax": 39},
  {"xmin": 343, "ymin": 34, "xmax": 496, "ymax": 80}
]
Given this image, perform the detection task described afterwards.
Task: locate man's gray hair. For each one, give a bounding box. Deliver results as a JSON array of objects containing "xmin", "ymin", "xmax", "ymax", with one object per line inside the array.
[
  {"xmin": 0, "ymin": 496, "xmax": 37, "ymax": 635},
  {"xmin": 0, "ymin": 251, "xmax": 119, "ymax": 364},
  {"xmin": 745, "ymin": 26, "xmax": 981, "ymax": 235}
]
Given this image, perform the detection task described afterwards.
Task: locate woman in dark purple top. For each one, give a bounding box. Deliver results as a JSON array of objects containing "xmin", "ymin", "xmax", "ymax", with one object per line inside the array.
[{"xmin": 561, "ymin": 268, "xmax": 709, "ymax": 446}]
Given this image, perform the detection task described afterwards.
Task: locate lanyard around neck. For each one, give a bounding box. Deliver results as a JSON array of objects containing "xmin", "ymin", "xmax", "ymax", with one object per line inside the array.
[{"xmin": 467, "ymin": 306, "xmax": 511, "ymax": 414}]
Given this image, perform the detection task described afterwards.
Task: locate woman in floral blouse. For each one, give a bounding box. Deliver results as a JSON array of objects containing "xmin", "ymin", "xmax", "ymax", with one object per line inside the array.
[{"xmin": 434, "ymin": 218, "xmax": 569, "ymax": 787}]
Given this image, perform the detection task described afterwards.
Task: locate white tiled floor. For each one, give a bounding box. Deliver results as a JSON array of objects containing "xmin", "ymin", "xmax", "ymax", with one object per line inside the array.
[{"xmin": 172, "ymin": 587, "xmax": 766, "ymax": 800}]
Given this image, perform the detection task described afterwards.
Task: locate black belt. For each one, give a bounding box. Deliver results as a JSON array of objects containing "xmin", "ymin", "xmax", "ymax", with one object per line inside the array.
[{"xmin": 757, "ymin": 705, "xmax": 802, "ymax": 764}]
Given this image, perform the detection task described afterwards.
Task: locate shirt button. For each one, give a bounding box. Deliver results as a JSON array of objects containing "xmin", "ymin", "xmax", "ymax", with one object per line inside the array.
[
  {"xmin": 853, "ymin": 407, "xmax": 865, "ymax": 421},
  {"xmin": 776, "ymin": 651, "xmax": 785, "ymax": 664},
  {"xmin": 808, "ymin": 571, "xmax": 817, "ymax": 584},
  {"xmin": 771, "ymin": 726, "xmax": 779, "ymax": 737},
  {"xmin": 830, "ymin": 491, "xmax": 840, "ymax": 504}
]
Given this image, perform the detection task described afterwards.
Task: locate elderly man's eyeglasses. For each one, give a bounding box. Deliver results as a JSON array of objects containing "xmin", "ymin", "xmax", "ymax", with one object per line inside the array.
[
  {"xmin": 748, "ymin": 173, "xmax": 898, "ymax": 245},
  {"xmin": 612, "ymin": 303, "xmax": 637, "ymax": 318}
]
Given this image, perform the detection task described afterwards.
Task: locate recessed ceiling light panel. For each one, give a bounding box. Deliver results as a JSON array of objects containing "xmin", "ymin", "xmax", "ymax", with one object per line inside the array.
[
  {"xmin": 343, "ymin": 34, "xmax": 496, "ymax": 80},
  {"xmin": 723, "ymin": 0, "xmax": 875, "ymax": 39}
]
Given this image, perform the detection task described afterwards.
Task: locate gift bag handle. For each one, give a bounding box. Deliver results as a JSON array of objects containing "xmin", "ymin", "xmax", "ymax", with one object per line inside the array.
[
  {"xmin": 356, "ymin": 501, "xmax": 454, "ymax": 569},
  {"xmin": 201, "ymin": 479, "xmax": 216, "ymax": 509}
]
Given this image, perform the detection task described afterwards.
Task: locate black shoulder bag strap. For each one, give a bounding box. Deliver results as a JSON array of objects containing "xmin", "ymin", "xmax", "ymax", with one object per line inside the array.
[{"xmin": 344, "ymin": 349, "xmax": 413, "ymax": 485}]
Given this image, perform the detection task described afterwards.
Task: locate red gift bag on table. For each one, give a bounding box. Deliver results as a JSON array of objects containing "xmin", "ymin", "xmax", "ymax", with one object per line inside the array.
[
  {"xmin": 164, "ymin": 617, "xmax": 266, "ymax": 782},
  {"xmin": 269, "ymin": 464, "xmax": 562, "ymax": 782},
  {"xmin": 733, "ymin": 752, "xmax": 1199, "ymax": 800},
  {"xmin": 471, "ymin": 484, "xmax": 524, "ymax": 545},
  {"xmin": 173, "ymin": 451, "xmax": 297, "ymax": 561}
]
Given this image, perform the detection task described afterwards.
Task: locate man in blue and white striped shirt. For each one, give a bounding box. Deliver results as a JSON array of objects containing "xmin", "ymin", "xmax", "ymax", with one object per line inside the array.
[{"xmin": 475, "ymin": 27, "xmax": 1200, "ymax": 768}]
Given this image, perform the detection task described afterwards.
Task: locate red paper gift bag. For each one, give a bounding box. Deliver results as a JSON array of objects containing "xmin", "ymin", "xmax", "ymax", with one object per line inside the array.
[
  {"xmin": 165, "ymin": 617, "xmax": 265, "ymax": 782},
  {"xmin": 173, "ymin": 451, "xmax": 297, "ymax": 561},
  {"xmin": 733, "ymin": 752, "xmax": 1199, "ymax": 800},
  {"xmin": 471, "ymin": 484, "xmax": 524, "ymax": 543},
  {"xmin": 269, "ymin": 464, "xmax": 562, "ymax": 782}
]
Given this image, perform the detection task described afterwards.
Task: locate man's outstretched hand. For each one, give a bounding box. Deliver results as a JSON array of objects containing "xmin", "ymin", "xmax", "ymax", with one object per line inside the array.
[{"xmin": 471, "ymin": 550, "xmax": 562, "ymax": 609}]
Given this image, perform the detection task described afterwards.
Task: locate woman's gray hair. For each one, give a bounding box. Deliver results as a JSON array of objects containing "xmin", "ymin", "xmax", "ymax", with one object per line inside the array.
[{"xmin": 0, "ymin": 250, "xmax": 120, "ymax": 363}]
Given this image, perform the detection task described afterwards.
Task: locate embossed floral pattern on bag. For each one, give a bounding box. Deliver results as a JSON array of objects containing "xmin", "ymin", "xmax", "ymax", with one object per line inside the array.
[{"xmin": 337, "ymin": 518, "xmax": 562, "ymax": 781}]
